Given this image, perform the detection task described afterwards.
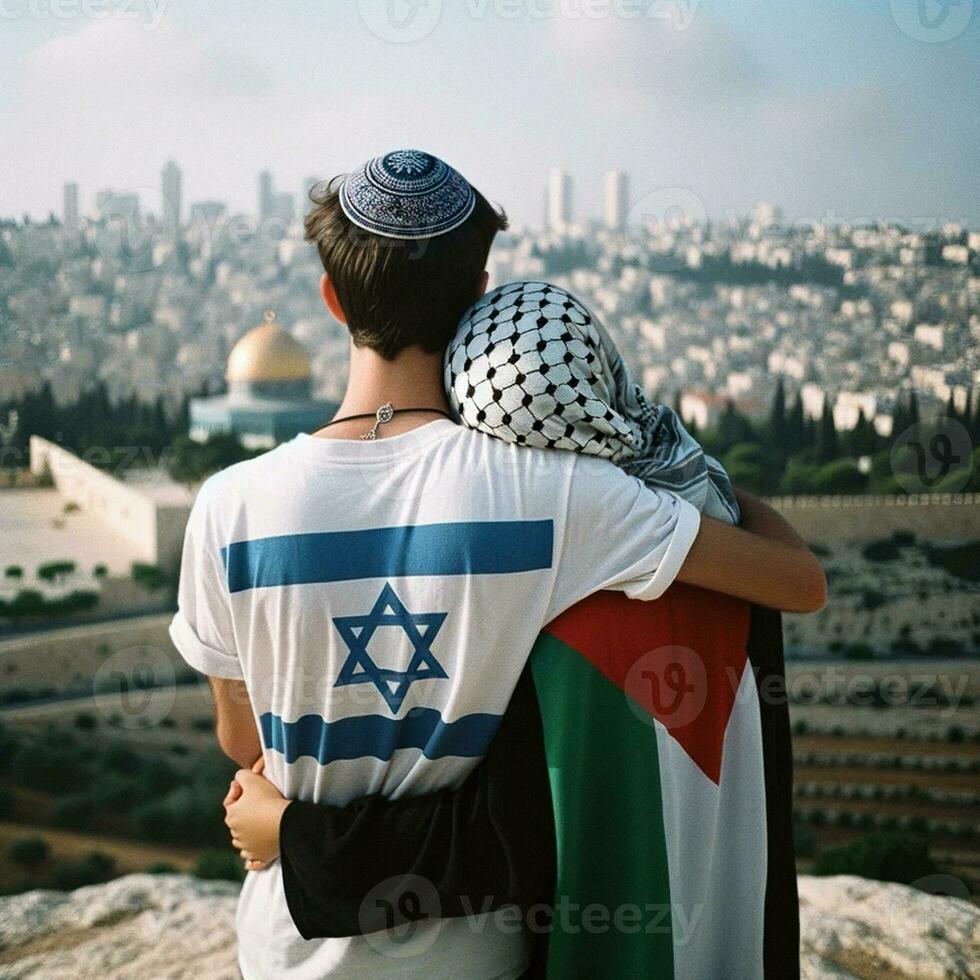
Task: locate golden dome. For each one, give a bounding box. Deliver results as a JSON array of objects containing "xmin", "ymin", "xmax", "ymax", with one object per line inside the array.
[{"xmin": 226, "ymin": 311, "xmax": 311, "ymax": 383}]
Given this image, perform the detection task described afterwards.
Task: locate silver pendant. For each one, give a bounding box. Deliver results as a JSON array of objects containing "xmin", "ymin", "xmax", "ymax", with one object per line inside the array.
[{"xmin": 362, "ymin": 402, "xmax": 395, "ymax": 440}]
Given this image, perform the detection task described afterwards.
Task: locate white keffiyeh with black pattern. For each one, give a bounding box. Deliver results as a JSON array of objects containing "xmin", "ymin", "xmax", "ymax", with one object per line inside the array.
[{"xmin": 445, "ymin": 280, "xmax": 740, "ymax": 524}]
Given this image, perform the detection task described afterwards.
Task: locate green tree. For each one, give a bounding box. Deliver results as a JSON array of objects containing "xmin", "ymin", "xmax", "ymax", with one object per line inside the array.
[
  {"xmin": 131, "ymin": 562, "xmax": 168, "ymax": 590},
  {"xmin": 7, "ymin": 837, "xmax": 50, "ymax": 867},
  {"xmin": 817, "ymin": 396, "xmax": 838, "ymax": 463},
  {"xmin": 722, "ymin": 442, "xmax": 769, "ymax": 494},
  {"xmin": 780, "ymin": 457, "xmax": 820, "ymax": 494},
  {"xmin": 167, "ymin": 432, "xmax": 259, "ymax": 485},
  {"xmin": 194, "ymin": 849, "xmax": 245, "ymax": 883},
  {"xmin": 716, "ymin": 400, "xmax": 755, "ymax": 453},
  {"xmin": 146, "ymin": 861, "xmax": 179, "ymax": 874},
  {"xmin": 845, "ymin": 409, "xmax": 877, "ymax": 458},
  {"xmin": 767, "ymin": 379, "xmax": 787, "ymax": 454},
  {"xmin": 812, "ymin": 832, "xmax": 941, "ymax": 885},
  {"xmin": 52, "ymin": 794, "xmax": 98, "ymax": 830},
  {"xmin": 48, "ymin": 852, "xmax": 116, "ymax": 890},
  {"xmin": 809, "ymin": 459, "xmax": 868, "ymax": 494},
  {"xmin": 785, "ymin": 393, "xmax": 806, "ymax": 456}
]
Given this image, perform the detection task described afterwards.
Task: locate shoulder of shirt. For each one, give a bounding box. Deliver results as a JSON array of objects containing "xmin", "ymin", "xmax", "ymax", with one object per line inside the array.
[{"xmin": 451, "ymin": 425, "xmax": 579, "ymax": 473}]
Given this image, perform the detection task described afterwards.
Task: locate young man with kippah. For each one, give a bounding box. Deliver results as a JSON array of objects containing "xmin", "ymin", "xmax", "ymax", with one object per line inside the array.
[{"xmin": 170, "ymin": 150, "xmax": 825, "ymax": 979}]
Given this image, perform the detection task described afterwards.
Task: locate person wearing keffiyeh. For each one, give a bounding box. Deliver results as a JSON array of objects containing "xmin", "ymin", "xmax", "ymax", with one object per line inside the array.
[
  {"xmin": 219, "ymin": 154, "xmax": 814, "ymax": 980},
  {"xmin": 445, "ymin": 279, "xmax": 740, "ymax": 525}
]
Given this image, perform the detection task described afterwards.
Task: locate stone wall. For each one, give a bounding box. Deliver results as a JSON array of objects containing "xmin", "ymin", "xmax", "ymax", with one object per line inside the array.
[
  {"xmin": 0, "ymin": 613, "xmax": 192, "ymax": 700},
  {"xmin": 29, "ymin": 436, "xmax": 192, "ymax": 572},
  {"xmin": 768, "ymin": 492, "xmax": 980, "ymax": 544}
]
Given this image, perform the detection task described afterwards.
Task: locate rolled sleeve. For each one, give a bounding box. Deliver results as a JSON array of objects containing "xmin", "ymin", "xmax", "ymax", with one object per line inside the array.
[
  {"xmin": 620, "ymin": 497, "xmax": 701, "ymax": 600},
  {"xmin": 169, "ymin": 610, "xmax": 243, "ymax": 680},
  {"xmin": 169, "ymin": 481, "xmax": 241, "ymax": 680}
]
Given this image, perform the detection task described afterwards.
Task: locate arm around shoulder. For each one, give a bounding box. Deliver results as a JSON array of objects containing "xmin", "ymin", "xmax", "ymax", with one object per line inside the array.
[{"xmin": 676, "ymin": 516, "xmax": 828, "ymax": 614}]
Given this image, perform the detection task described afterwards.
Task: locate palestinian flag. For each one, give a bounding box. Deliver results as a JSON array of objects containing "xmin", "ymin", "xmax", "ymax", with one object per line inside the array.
[{"xmin": 530, "ymin": 585, "xmax": 798, "ymax": 979}]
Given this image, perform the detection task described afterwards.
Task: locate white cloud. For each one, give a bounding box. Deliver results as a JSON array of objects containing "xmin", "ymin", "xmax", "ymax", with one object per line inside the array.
[{"xmin": 548, "ymin": 10, "xmax": 769, "ymax": 113}]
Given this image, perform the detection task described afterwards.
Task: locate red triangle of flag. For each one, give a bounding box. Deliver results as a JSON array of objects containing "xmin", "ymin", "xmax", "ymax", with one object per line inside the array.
[{"xmin": 544, "ymin": 585, "xmax": 750, "ymax": 784}]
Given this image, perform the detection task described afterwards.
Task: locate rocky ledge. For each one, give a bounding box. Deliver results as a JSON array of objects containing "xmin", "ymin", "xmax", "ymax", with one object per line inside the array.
[{"xmin": 0, "ymin": 873, "xmax": 977, "ymax": 978}]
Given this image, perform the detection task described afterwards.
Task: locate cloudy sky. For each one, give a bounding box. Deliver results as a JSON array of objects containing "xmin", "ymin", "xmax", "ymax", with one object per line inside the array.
[{"xmin": 1, "ymin": 0, "xmax": 978, "ymax": 228}]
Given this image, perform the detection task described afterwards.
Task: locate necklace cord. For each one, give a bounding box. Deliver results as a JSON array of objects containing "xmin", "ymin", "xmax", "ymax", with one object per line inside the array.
[
  {"xmin": 321, "ymin": 407, "xmax": 452, "ymax": 429},
  {"xmin": 318, "ymin": 405, "xmax": 452, "ymax": 442}
]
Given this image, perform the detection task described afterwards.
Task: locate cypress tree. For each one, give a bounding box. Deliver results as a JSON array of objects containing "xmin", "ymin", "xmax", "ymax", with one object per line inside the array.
[
  {"xmin": 848, "ymin": 408, "xmax": 876, "ymax": 457},
  {"xmin": 718, "ymin": 399, "xmax": 754, "ymax": 451},
  {"xmin": 817, "ymin": 395, "xmax": 838, "ymax": 463},
  {"xmin": 786, "ymin": 392, "xmax": 805, "ymax": 455},
  {"xmin": 891, "ymin": 390, "xmax": 909, "ymax": 446},
  {"xmin": 943, "ymin": 392, "xmax": 962, "ymax": 425},
  {"xmin": 768, "ymin": 379, "xmax": 787, "ymax": 452}
]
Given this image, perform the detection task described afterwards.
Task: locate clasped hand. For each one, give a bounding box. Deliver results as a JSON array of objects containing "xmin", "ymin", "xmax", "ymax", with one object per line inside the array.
[{"xmin": 223, "ymin": 756, "xmax": 291, "ymax": 871}]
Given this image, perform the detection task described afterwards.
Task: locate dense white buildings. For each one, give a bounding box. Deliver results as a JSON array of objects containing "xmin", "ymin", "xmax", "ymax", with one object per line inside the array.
[{"xmin": 1, "ymin": 176, "xmax": 976, "ymax": 435}]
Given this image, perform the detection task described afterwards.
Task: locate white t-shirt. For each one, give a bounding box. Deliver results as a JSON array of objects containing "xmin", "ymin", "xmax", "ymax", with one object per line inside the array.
[{"xmin": 169, "ymin": 419, "xmax": 700, "ymax": 980}]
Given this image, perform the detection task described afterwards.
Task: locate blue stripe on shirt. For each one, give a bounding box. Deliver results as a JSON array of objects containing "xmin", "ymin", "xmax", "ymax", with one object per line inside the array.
[
  {"xmin": 259, "ymin": 709, "xmax": 502, "ymax": 764},
  {"xmin": 222, "ymin": 520, "xmax": 554, "ymax": 593}
]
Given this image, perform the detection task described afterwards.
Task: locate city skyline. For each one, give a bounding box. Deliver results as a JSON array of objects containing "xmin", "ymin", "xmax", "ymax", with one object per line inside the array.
[
  {"xmin": 45, "ymin": 162, "xmax": 980, "ymax": 235},
  {"xmin": 2, "ymin": 3, "xmax": 978, "ymax": 227}
]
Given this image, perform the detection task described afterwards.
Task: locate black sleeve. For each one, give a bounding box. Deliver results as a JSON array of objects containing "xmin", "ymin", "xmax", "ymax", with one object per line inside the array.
[
  {"xmin": 278, "ymin": 663, "xmax": 556, "ymax": 940},
  {"xmin": 746, "ymin": 606, "xmax": 800, "ymax": 980}
]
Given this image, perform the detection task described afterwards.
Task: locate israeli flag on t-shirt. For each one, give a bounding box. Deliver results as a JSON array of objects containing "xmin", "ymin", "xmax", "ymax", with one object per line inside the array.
[
  {"xmin": 221, "ymin": 519, "xmax": 554, "ymax": 778},
  {"xmin": 168, "ymin": 422, "xmax": 698, "ymax": 980}
]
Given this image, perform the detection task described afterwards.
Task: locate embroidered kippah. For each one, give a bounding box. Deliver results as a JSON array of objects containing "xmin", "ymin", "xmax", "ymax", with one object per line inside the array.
[{"xmin": 339, "ymin": 150, "xmax": 477, "ymax": 239}]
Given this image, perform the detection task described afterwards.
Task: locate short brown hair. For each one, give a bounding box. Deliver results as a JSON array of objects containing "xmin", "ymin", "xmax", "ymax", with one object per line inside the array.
[{"xmin": 304, "ymin": 176, "xmax": 508, "ymax": 360}]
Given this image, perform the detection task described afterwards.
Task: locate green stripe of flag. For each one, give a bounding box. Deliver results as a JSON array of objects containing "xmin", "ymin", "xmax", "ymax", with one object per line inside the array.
[{"xmin": 531, "ymin": 632, "xmax": 676, "ymax": 980}]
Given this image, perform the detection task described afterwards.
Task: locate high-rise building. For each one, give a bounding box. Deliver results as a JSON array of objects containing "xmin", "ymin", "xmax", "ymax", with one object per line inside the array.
[
  {"xmin": 259, "ymin": 170, "xmax": 274, "ymax": 221},
  {"xmin": 603, "ymin": 170, "xmax": 630, "ymax": 232},
  {"xmin": 63, "ymin": 183, "xmax": 79, "ymax": 232},
  {"xmin": 162, "ymin": 160, "xmax": 182, "ymax": 229},
  {"xmin": 547, "ymin": 168, "xmax": 573, "ymax": 233}
]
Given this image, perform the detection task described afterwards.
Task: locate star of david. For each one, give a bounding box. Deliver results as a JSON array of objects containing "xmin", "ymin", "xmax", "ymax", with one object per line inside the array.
[{"xmin": 333, "ymin": 582, "xmax": 449, "ymax": 713}]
